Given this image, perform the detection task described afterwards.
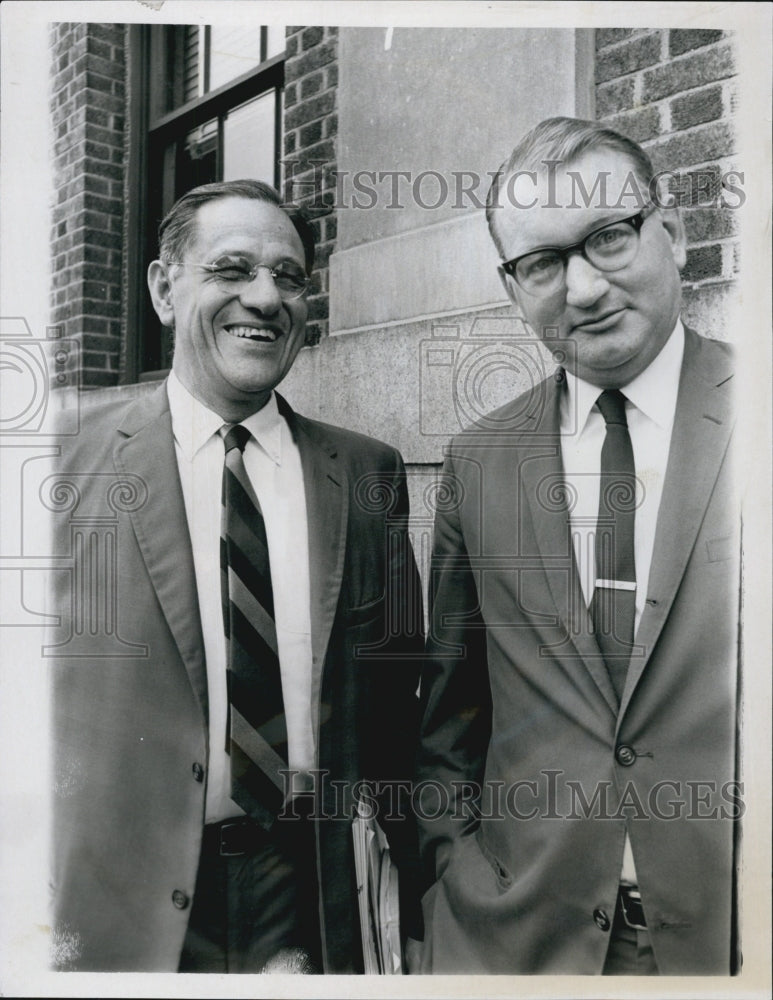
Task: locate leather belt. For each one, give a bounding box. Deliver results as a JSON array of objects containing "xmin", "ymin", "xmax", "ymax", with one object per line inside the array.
[
  {"xmin": 618, "ymin": 885, "xmax": 647, "ymax": 930},
  {"xmin": 205, "ymin": 794, "xmax": 316, "ymax": 858},
  {"xmin": 204, "ymin": 817, "xmax": 267, "ymax": 857}
]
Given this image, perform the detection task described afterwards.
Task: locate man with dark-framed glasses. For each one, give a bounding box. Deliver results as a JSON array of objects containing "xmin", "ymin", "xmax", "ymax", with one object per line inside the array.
[{"xmin": 415, "ymin": 117, "xmax": 739, "ymax": 974}]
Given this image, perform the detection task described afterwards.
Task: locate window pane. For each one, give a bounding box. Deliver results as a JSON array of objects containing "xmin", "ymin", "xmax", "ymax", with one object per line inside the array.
[
  {"xmin": 223, "ymin": 91, "xmax": 276, "ymax": 185},
  {"xmin": 182, "ymin": 26, "xmax": 202, "ymax": 103},
  {"xmin": 178, "ymin": 118, "xmax": 219, "ymax": 196},
  {"xmin": 265, "ymin": 25, "xmax": 286, "ymax": 59},
  {"xmin": 209, "ymin": 26, "xmax": 263, "ymax": 91}
]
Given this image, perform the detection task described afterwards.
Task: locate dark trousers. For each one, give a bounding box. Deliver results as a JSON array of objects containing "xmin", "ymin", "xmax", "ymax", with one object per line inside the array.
[
  {"xmin": 179, "ymin": 803, "xmax": 321, "ymax": 973},
  {"xmin": 602, "ymin": 891, "xmax": 659, "ymax": 975}
]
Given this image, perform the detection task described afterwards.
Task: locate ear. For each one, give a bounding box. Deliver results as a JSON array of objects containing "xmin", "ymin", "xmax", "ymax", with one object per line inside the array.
[
  {"xmin": 147, "ymin": 260, "xmax": 176, "ymax": 328},
  {"xmin": 658, "ymin": 206, "xmax": 687, "ymax": 272}
]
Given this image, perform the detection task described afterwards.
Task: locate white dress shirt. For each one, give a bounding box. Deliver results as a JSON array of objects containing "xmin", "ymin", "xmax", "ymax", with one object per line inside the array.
[
  {"xmin": 167, "ymin": 372, "xmax": 313, "ymax": 823},
  {"xmin": 559, "ymin": 320, "xmax": 685, "ymax": 884}
]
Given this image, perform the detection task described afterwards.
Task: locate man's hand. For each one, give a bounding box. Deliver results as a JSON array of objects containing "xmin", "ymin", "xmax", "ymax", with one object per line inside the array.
[
  {"xmin": 404, "ymin": 936, "xmax": 424, "ymax": 974},
  {"xmin": 260, "ymin": 947, "xmax": 318, "ymax": 974}
]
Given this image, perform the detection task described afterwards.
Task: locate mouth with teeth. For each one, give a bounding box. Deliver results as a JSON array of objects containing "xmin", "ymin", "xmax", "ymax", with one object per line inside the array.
[{"xmin": 224, "ymin": 324, "xmax": 281, "ymax": 343}]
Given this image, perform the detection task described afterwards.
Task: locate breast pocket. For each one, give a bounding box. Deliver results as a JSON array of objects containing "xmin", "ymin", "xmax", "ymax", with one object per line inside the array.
[
  {"xmin": 706, "ymin": 535, "xmax": 735, "ymax": 563},
  {"xmin": 344, "ymin": 594, "xmax": 385, "ymax": 629}
]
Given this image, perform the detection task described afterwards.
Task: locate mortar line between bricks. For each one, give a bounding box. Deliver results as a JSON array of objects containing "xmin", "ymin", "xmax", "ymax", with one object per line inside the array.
[
  {"xmin": 595, "ymin": 31, "xmax": 656, "ymax": 51},
  {"xmin": 647, "ymin": 111, "xmax": 734, "ymax": 131},
  {"xmin": 640, "ymin": 47, "xmax": 736, "ymax": 75},
  {"xmin": 642, "ymin": 79, "xmax": 738, "ymax": 105},
  {"xmin": 608, "ymin": 80, "xmax": 734, "ymax": 110},
  {"xmin": 600, "ymin": 35, "xmax": 728, "ymax": 57},
  {"xmin": 601, "ymin": 42, "xmax": 734, "ymax": 86}
]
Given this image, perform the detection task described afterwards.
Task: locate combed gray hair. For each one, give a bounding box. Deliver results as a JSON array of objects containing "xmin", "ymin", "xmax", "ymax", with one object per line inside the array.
[
  {"xmin": 157, "ymin": 179, "xmax": 316, "ymax": 275},
  {"xmin": 486, "ymin": 116, "xmax": 655, "ymax": 256}
]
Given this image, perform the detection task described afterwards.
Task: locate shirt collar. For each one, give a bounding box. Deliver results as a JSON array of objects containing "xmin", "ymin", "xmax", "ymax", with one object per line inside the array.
[
  {"xmin": 562, "ymin": 319, "xmax": 684, "ymax": 433},
  {"xmin": 622, "ymin": 319, "xmax": 684, "ymax": 430},
  {"xmin": 167, "ymin": 370, "xmax": 224, "ymax": 461},
  {"xmin": 240, "ymin": 393, "xmax": 282, "ymax": 466},
  {"xmin": 167, "ymin": 370, "xmax": 283, "ymax": 466}
]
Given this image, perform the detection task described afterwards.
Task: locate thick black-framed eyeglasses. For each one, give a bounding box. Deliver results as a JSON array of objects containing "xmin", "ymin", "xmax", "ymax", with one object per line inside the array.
[
  {"xmin": 499, "ymin": 203, "xmax": 658, "ymax": 298},
  {"xmin": 165, "ymin": 254, "xmax": 310, "ymax": 300}
]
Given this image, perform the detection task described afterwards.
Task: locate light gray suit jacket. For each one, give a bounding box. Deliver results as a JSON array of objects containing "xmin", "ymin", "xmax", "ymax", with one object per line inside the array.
[
  {"xmin": 416, "ymin": 328, "xmax": 739, "ymax": 974},
  {"xmin": 50, "ymin": 382, "xmax": 424, "ymax": 971}
]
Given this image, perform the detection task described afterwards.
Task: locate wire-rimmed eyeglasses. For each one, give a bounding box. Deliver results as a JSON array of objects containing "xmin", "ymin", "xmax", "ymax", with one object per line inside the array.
[
  {"xmin": 165, "ymin": 254, "xmax": 310, "ymax": 300},
  {"xmin": 499, "ymin": 202, "xmax": 658, "ymax": 298}
]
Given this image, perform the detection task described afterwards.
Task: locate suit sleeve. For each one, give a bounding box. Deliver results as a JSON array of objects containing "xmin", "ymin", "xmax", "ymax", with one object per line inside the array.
[
  {"xmin": 361, "ymin": 449, "xmax": 424, "ymax": 778},
  {"xmin": 358, "ymin": 447, "xmax": 425, "ymax": 941},
  {"xmin": 415, "ymin": 448, "xmax": 492, "ymax": 887}
]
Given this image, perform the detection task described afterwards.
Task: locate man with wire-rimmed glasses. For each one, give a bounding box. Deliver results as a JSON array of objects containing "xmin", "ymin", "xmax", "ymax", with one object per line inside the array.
[
  {"xmin": 415, "ymin": 118, "xmax": 739, "ymax": 975},
  {"xmin": 50, "ymin": 179, "xmax": 424, "ymax": 972}
]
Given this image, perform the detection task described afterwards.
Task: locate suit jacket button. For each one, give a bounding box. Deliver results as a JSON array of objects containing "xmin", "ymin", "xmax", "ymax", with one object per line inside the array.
[
  {"xmin": 593, "ymin": 908, "xmax": 610, "ymax": 931},
  {"xmin": 172, "ymin": 890, "xmax": 189, "ymax": 910},
  {"xmin": 192, "ymin": 762, "xmax": 204, "ymax": 782},
  {"xmin": 615, "ymin": 744, "xmax": 636, "ymax": 766}
]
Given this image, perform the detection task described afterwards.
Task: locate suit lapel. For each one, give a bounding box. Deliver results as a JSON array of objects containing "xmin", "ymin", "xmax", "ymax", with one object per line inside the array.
[
  {"xmin": 620, "ymin": 329, "xmax": 735, "ymax": 712},
  {"xmin": 515, "ymin": 376, "xmax": 619, "ymax": 717},
  {"xmin": 276, "ymin": 396, "xmax": 348, "ymax": 738},
  {"xmin": 113, "ymin": 383, "xmax": 208, "ymax": 720}
]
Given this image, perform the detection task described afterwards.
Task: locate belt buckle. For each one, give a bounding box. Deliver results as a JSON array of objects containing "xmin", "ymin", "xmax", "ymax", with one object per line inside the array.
[
  {"xmin": 619, "ymin": 886, "xmax": 647, "ymax": 931},
  {"xmin": 219, "ymin": 819, "xmax": 248, "ymax": 857}
]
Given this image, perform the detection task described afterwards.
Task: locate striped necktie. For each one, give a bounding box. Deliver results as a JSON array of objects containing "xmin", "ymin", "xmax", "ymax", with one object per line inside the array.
[
  {"xmin": 590, "ymin": 390, "xmax": 637, "ymax": 704},
  {"xmin": 220, "ymin": 424, "xmax": 287, "ymax": 828}
]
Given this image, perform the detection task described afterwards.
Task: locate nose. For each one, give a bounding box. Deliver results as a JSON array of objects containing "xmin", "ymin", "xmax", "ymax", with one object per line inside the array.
[
  {"xmin": 564, "ymin": 252, "xmax": 610, "ymax": 308},
  {"xmin": 237, "ymin": 266, "xmax": 283, "ymax": 314}
]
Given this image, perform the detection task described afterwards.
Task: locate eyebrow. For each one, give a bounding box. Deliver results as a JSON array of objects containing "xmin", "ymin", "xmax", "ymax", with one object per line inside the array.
[{"xmin": 208, "ymin": 250, "xmax": 305, "ymax": 267}]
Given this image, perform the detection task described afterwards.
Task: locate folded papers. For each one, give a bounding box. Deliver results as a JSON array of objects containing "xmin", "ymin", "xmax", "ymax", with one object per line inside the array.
[{"xmin": 352, "ymin": 797, "xmax": 402, "ymax": 974}]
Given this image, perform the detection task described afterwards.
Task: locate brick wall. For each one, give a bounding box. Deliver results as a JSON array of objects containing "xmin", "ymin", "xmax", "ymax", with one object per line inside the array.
[
  {"xmin": 50, "ymin": 26, "xmax": 734, "ymax": 389},
  {"xmin": 282, "ymin": 26, "xmax": 338, "ymax": 345},
  {"xmin": 595, "ymin": 29, "xmax": 738, "ymax": 338},
  {"xmin": 50, "ymin": 23, "xmax": 126, "ymax": 387}
]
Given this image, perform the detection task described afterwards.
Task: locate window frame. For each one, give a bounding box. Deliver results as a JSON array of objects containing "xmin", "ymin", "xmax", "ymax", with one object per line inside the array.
[{"xmin": 123, "ymin": 24, "xmax": 284, "ymax": 384}]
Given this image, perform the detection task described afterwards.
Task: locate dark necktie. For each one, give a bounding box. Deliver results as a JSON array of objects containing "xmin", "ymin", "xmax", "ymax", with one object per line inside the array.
[
  {"xmin": 220, "ymin": 424, "xmax": 287, "ymax": 827},
  {"xmin": 590, "ymin": 390, "xmax": 637, "ymax": 703}
]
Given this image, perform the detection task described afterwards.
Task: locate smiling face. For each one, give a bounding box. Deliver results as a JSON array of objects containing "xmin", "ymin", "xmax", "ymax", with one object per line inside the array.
[
  {"xmin": 147, "ymin": 196, "xmax": 308, "ymax": 420},
  {"xmin": 494, "ymin": 148, "xmax": 686, "ymax": 388}
]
